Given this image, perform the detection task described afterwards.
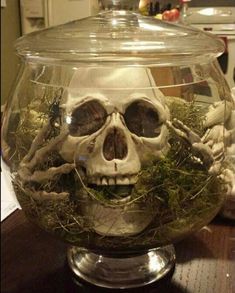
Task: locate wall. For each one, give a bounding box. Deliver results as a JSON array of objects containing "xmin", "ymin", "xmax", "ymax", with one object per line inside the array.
[
  {"xmin": 190, "ymin": 0, "xmax": 235, "ymax": 7},
  {"xmin": 143, "ymin": 0, "xmax": 235, "ymax": 9},
  {"xmin": 1, "ymin": 0, "xmax": 21, "ymax": 106}
]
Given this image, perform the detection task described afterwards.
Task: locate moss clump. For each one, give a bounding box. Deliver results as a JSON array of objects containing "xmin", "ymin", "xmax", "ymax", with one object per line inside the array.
[{"xmin": 167, "ymin": 99, "xmax": 205, "ymax": 136}]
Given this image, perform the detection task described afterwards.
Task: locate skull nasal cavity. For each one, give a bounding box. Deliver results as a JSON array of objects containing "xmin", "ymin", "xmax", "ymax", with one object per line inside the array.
[{"xmin": 103, "ymin": 128, "xmax": 128, "ymax": 161}]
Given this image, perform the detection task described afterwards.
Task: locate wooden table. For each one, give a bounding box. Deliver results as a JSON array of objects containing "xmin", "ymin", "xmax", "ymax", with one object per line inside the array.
[{"xmin": 1, "ymin": 210, "xmax": 235, "ymax": 293}]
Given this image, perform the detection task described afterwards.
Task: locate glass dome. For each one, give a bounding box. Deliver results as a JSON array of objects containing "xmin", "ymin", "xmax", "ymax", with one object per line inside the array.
[
  {"xmin": 15, "ymin": 7, "xmax": 224, "ymax": 65},
  {"xmin": 2, "ymin": 0, "xmax": 234, "ymax": 289}
]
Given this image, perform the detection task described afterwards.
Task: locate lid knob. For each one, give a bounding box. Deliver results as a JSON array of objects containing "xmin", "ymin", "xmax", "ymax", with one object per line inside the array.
[{"xmin": 100, "ymin": 0, "xmax": 140, "ymax": 10}]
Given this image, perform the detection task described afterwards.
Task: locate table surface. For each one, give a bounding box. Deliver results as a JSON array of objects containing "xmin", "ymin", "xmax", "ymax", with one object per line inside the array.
[{"xmin": 1, "ymin": 210, "xmax": 235, "ymax": 293}]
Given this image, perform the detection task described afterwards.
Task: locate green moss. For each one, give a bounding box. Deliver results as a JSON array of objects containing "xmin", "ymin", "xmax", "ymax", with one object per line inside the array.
[
  {"xmin": 11, "ymin": 96, "xmax": 225, "ymax": 251},
  {"xmin": 168, "ymin": 99, "xmax": 205, "ymax": 136},
  {"xmin": 13, "ymin": 142, "xmax": 224, "ymax": 250}
]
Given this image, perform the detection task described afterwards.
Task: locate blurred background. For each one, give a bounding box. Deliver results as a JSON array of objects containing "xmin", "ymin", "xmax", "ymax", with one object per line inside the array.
[{"xmin": 1, "ymin": 0, "xmax": 235, "ymax": 107}]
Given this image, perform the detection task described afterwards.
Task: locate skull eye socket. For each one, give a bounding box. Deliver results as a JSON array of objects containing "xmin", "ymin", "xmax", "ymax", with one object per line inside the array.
[
  {"xmin": 69, "ymin": 100, "xmax": 107, "ymax": 136},
  {"xmin": 124, "ymin": 101, "xmax": 161, "ymax": 138}
]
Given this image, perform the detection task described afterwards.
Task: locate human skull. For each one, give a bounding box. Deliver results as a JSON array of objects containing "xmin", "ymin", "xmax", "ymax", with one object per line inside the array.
[{"xmin": 59, "ymin": 67, "xmax": 170, "ymax": 236}]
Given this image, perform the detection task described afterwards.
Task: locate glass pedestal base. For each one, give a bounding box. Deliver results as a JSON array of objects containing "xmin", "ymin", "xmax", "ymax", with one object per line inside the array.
[{"xmin": 67, "ymin": 245, "xmax": 176, "ymax": 289}]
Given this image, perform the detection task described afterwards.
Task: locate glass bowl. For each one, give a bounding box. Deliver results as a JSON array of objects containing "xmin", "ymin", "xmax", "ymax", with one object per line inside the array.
[{"xmin": 1, "ymin": 0, "xmax": 234, "ymax": 289}]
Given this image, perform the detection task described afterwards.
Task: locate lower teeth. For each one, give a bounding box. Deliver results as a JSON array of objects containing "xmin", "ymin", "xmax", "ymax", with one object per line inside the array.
[{"xmin": 88, "ymin": 185, "xmax": 134, "ymax": 198}]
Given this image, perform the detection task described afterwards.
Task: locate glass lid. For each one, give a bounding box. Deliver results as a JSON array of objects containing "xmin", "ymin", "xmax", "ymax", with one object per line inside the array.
[{"xmin": 15, "ymin": 0, "xmax": 225, "ymax": 65}]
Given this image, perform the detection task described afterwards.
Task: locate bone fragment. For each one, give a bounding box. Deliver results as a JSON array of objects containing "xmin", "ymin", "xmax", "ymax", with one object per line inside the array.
[
  {"xmin": 166, "ymin": 119, "xmax": 214, "ymax": 167},
  {"xmin": 192, "ymin": 142, "xmax": 214, "ymax": 167},
  {"xmin": 21, "ymin": 121, "xmax": 51, "ymax": 164},
  {"xmin": 115, "ymin": 177, "xmax": 128, "ymax": 185},
  {"xmin": 219, "ymin": 168, "xmax": 235, "ymax": 196},
  {"xmin": 108, "ymin": 178, "xmax": 115, "ymax": 185},
  {"xmin": 204, "ymin": 101, "xmax": 233, "ymax": 128},
  {"xmin": 224, "ymin": 128, "xmax": 235, "ymax": 147},
  {"xmin": 19, "ymin": 163, "xmax": 75, "ymax": 183},
  {"xmin": 202, "ymin": 125, "xmax": 225, "ymax": 145},
  {"xmin": 101, "ymin": 177, "xmax": 108, "ymax": 185},
  {"xmin": 20, "ymin": 130, "xmax": 69, "ymax": 171},
  {"xmin": 30, "ymin": 190, "xmax": 69, "ymax": 201},
  {"xmin": 166, "ymin": 119, "xmax": 201, "ymax": 144}
]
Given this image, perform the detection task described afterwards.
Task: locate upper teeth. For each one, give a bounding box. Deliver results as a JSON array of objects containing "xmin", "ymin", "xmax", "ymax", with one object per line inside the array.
[{"xmin": 89, "ymin": 175, "xmax": 138, "ymax": 185}]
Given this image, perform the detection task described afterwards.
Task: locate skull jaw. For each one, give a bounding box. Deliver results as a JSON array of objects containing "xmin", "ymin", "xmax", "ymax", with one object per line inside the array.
[
  {"xmin": 74, "ymin": 154, "xmax": 158, "ymax": 236},
  {"xmin": 81, "ymin": 194, "xmax": 155, "ymax": 236}
]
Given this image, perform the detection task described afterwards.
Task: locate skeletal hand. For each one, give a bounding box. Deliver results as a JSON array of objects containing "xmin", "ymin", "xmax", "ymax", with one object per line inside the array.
[
  {"xmin": 166, "ymin": 118, "xmax": 214, "ymax": 169},
  {"xmin": 17, "ymin": 122, "xmax": 74, "ymax": 201}
]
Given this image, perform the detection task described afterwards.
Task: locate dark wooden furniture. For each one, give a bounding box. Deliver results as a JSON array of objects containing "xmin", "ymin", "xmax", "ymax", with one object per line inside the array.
[{"xmin": 1, "ymin": 210, "xmax": 235, "ymax": 293}]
